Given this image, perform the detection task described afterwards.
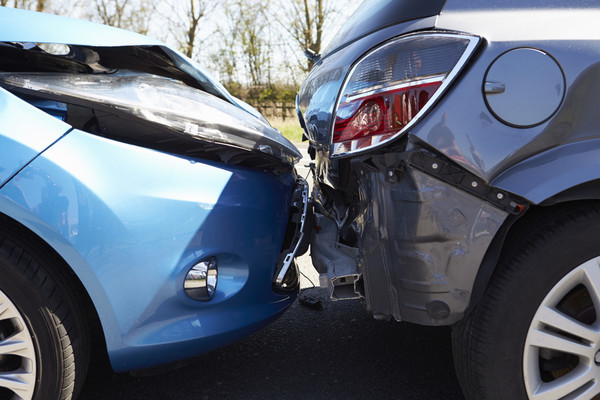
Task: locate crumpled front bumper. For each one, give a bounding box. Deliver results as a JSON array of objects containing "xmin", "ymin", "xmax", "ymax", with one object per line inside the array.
[
  {"xmin": 311, "ymin": 148, "xmax": 518, "ymax": 325},
  {"xmin": 273, "ymin": 178, "xmax": 310, "ymax": 291}
]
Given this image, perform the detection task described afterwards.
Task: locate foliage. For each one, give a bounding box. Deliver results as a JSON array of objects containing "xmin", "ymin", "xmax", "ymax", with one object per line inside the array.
[
  {"xmin": 222, "ymin": 82, "xmax": 298, "ymax": 104},
  {"xmin": 222, "ymin": 0, "xmax": 271, "ymax": 86}
]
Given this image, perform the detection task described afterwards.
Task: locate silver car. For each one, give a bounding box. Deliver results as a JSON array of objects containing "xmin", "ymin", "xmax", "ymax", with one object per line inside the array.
[{"xmin": 298, "ymin": 1, "xmax": 600, "ymax": 398}]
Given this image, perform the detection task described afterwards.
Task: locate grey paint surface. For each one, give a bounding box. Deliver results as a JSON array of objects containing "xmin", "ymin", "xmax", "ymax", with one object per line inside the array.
[
  {"xmin": 483, "ymin": 48, "xmax": 565, "ymax": 128},
  {"xmin": 413, "ymin": 7, "xmax": 600, "ymax": 183},
  {"xmin": 351, "ymin": 161, "xmax": 507, "ymax": 324},
  {"xmin": 298, "ymin": 0, "xmax": 600, "ymax": 325}
]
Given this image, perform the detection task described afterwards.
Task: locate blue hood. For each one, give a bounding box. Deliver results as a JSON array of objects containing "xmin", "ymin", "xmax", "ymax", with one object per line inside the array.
[{"xmin": 0, "ymin": 6, "xmax": 265, "ymax": 120}]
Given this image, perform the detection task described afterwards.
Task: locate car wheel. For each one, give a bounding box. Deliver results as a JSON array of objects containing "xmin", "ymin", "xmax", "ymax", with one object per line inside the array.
[
  {"xmin": 0, "ymin": 232, "xmax": 89, "ymax": 400},
  {"xmin": 453, "ymin": 203, "xmax": 600, "ymax": 400}
]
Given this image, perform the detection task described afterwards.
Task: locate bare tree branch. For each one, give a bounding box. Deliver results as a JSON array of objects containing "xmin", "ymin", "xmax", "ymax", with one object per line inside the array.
[
  {"xmin": 278, "ymin": 0, "xmax": 336, "ymax": 71},
  {"xmin": 6, "ymin": 0, "xmax": 48, "ymax": 11},
  {"xmin": 168, "ymin": 0, "xmax": 216, "ymax": 59},
  {"xmin": 90, "ymin": 0, "xmax": 155, "ymax": 34}
]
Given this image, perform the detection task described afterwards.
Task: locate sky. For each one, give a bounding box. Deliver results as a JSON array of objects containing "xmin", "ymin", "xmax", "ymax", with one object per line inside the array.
[{"xmin": 45, "ymin": 0, "xmax": 361, "ymax": 85}]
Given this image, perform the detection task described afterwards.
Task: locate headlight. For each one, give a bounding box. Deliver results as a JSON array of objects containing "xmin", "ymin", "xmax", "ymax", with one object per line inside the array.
[
  {"xmin": 332, "ymin": 32, "xmax": 480, "ymax": 157},
  {"xmin": 0, "ymin": 73, "xmax": 301, "ymax": 166}
]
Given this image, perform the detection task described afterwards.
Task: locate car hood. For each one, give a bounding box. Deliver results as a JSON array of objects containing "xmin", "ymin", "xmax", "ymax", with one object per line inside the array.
[
  {"xmin": 0, "ymin": 7, "xmax": 259, "ymax": 117},
  {"xmin": 0, "ymin": 7, "xmax": 301, "ymax": 166}
]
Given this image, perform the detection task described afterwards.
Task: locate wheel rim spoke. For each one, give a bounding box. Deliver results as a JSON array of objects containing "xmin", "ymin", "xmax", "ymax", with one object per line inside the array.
[
  {"xmin": 530, "ymin": 367, "xmax": 597, "ymax": 400},
  {"xmin": 0, "ymin": 370, "xmax": 36, "ymax": 398},
  {"xmin": 0, "ymin": 302, "xmax": 11, "ymax": 319},
  {"xmin": 536, "ymin": 305, "xmax": 600, "ymax": 346},
  {"xmin": 0, "ymin": 300, "xmax": 19, "ymax": 322},
  {"xmin": 525, "ymin": 257, "xmax": 600, "ymax": 399},
  {"xmin": 0, "ymin": 290, "xmax": 36, "ymax": 399},
  {"xmin": 0, "ymin": 338, "xmax": 33, "ymax": 359},
  {"xmin": 528, "ymin": 327, "xmax": 594, "ymax": 359},
  {"xmin": 580, "ymin": 260, "xmax": 600, "ymax": 314}
]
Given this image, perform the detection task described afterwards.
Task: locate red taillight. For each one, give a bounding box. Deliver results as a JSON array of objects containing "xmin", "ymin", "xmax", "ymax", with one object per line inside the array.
[
  {"xmin": 330, "ymin": 33, "xmax": 480, "ymax": 157},
  {"xmin": 333, "ymin": 81, "xmax": 442, "ymax": 152}
]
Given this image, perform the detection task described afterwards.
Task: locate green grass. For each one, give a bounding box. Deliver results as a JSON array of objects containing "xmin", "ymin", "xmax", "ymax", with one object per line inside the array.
[{"xmin": 269, "ymin": 117, "xmax": 304, "ymax": 143}]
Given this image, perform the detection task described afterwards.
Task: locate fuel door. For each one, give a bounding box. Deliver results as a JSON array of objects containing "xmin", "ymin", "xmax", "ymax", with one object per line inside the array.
[{"xmin": 483, "ymin": 48, "xmax": 565, "ymax": 128}]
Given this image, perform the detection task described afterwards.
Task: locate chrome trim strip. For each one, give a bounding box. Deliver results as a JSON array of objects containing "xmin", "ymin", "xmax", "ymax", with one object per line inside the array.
[
  {"xmin": 330, "ymin": 32, "xmax": 481, "ymax": 158},
  {"xmin": 343, "ymin": 74, "xmax": 446, "ymax": 103}
]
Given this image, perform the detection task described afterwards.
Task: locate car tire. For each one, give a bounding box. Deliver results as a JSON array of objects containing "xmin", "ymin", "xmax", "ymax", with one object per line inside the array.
[
  {"xmin": 453, "ymin": 203, "xmax": 600, "ymax": 400},
  {"xmin": 0, "ymin": 232, "xmax": 89, "ymax": 400}
]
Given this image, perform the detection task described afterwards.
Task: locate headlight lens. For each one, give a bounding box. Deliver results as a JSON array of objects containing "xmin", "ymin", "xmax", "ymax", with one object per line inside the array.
[
  {"xmin": 332, "ymin": 32, "xmax": 479, "ymax": 157},
  {"xmin": 0, "ymin": 73, "xmax": 301, "ymax": 165}
]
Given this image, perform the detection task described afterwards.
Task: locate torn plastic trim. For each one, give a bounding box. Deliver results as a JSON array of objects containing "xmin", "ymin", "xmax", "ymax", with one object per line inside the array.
[
  {"xmin": 311, "ymin": 212, "xmax": 363, "ymax": 301},
  {"xmin": 310, "ymin": 145, "xmax": 528, "ymax": 324},
  {"xmin": 273, "ymin": 178, "xmax": 309, "ymax": 290},
  {"xmin": 0, "ymin": 72, "xmax": 300, "ymax": 168}
]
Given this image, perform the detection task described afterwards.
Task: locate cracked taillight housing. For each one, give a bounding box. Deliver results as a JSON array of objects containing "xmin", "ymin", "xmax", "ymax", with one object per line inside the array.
[{"xmin": 331, "ymin": 32, "xmax": 480, "ymax": 157}]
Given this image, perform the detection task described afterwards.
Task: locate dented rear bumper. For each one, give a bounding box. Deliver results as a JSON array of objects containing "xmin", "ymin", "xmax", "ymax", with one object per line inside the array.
[{"xmin": 311, "ymin": 149, "xmax": 518, "ymax": 325}]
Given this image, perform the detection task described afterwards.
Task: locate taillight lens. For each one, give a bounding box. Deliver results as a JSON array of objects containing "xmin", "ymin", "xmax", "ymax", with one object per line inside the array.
[{"xmin": 332, "ymin": 33, "xmax": 479, "ymax": 156}]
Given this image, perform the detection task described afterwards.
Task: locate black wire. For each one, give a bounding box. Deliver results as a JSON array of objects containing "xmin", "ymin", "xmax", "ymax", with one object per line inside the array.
[{"xmin": 299, "ymin": 267, "xmax": 316, "ymax": 293}]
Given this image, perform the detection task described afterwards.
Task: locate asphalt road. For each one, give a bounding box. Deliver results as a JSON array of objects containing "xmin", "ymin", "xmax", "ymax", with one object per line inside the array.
[
  {"xmin": 79, "ymin": 286, "xmax": 465, "ymax": 400},
  {"xmin": 78, "ymin": 144, "xmax": 466, "ymax": 399}
]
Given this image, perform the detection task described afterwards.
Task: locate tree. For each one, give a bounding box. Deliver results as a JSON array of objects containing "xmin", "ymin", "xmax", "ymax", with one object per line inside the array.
[
  {"xmin": 3, "ymin": 0, "xmax": 49, "ymax": 11},
  {"xmin": 211, "ymin": 15, "xmax": 241, "ymax": 90},
  {"xmin": 220, "ymin": 0, "xmax": 272, "ymax": 87},
  {"xmin": 280, "ymin": 0, "xmax": 335, "ymax": 71},
  {"xmin": 169, "ymin": 0, "xmax": 216, "ymax": 59},
  {"xmin": 90, "ymin": 0, "xmax": 155, "ymax": 35}
]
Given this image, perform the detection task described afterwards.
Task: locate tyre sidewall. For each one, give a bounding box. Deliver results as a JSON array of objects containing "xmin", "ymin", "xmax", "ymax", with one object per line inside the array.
[
  {"xmin": 464, "ymin": 213, "xmax": 600, "ymax": 399},
  {"xmin": 0, "ymin": 256, "xmax": 67, "ymax": 400}
]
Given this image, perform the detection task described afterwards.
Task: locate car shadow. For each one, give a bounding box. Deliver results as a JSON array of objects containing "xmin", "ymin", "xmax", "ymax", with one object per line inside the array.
[{"xmin": 79, "ymin": 288, "xmax": 465, "ymax": 400}]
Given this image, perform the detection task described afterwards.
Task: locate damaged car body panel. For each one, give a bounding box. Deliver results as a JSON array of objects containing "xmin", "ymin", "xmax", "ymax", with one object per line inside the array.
[
  {"xmin": 0, "ymin": 7, "xmax": 308, "ymax": 398},
  {"xmin": 0, "ymin": 124, "xmax": 299, "ymax": 371},
  {"xmin": 312, "ymin": 148, "xmax": 511, "ymax": 324},
  {"xmin": 0, "ymin": 6, "xmax": 272, "ymax": 123},
  {"xmin": 298, "ymin": 0, "xmax": 600, "ymax": 327}
]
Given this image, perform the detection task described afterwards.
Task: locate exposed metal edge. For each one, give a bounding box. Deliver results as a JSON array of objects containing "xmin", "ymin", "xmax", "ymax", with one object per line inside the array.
[{"xmin": 274, "ymin": 178, "xmax": 309, "ymax": 288}]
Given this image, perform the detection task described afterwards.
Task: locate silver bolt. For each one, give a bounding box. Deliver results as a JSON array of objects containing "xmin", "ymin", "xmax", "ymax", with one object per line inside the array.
[
  {"xmin": 388, "ymin": 171, "xmax": 394, "ymax": 177},
  {"xmin": 432, "ymin": 163, "xmax": 439, "ymax": 170},
  {"xmin": 497, "ymin": 193, "xmax": 504, "ymax": 200},
  {"xmin": 471, "ymin": 181, "xmax": 478, "ymax": 188}
]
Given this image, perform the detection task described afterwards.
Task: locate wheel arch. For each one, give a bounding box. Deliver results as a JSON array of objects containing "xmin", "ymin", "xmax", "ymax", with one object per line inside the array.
[
  {"xmin": 464, "ymin": 139, "xmax": 600, "ymax": 318},
  {"xmin": 491, "ymin": 139, "xmax": 600, "ymax": 205},
  {"xmin": 0, "ymin": 211, "xmax": 108, "ymax": 361},
  {"xmin": 466, "ymin": 198, "xmax": 600, "ymax": 320}
]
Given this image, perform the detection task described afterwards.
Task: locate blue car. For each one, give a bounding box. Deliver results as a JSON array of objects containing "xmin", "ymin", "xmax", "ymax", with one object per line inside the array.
[{"xmin": 0, "ymin": 7, "xmax": 307, "ymax": 400}]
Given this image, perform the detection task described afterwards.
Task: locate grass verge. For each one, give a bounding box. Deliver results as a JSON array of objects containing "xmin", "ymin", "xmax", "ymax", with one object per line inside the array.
[{"xmin": 269, "ymin": 117, "xmax": 304, "ymax": 143}]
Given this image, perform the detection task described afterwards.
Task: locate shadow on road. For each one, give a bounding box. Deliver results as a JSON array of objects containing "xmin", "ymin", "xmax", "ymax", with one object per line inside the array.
[{"xmin": 79, "ymin": 288, "xmax": 464, "ymax": 399}]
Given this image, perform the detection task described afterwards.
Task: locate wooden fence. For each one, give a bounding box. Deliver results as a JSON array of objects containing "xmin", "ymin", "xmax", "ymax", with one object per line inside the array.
[{"xmin": 247, "ymin": 101, "xmax": 296, "ymax": 120}]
